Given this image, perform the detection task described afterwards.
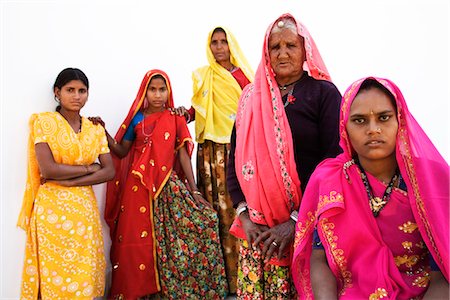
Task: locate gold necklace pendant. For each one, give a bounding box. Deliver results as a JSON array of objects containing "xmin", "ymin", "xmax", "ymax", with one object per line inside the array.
[{"xmin": 370, "ymin": 197, "xmax": 387, "ymax": 215}]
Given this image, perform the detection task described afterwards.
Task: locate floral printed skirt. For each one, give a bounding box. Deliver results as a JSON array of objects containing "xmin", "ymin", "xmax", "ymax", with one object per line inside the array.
[
  {"xmin": 152, "ymin": 172, "xmax": 228, "ymax": 299},
  {"xmin": 237, "ymin": 240, "xmax": 297, "ymax": 300},
  {"xmin": 197, "ymin": 140, "xmax": 239, "ymax": 294}
]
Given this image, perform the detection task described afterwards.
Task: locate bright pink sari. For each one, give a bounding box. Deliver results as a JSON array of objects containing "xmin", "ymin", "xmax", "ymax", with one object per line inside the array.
[
  {"xmin": 229, "ymin": 13, "xmax": 332, "ymax": 266},
  {"xmin": 292, "ymin": 77, "xmax": 449, "ymax": 299}
]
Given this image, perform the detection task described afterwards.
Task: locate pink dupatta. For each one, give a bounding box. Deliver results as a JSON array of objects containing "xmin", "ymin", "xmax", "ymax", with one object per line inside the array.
[
  {"xmin": 292, "ymin": 77, "xmax": 449, "ymax": 299},
  {"xmin": 229, "ymin": 13, "xmax": 332, "ymax": 266}
]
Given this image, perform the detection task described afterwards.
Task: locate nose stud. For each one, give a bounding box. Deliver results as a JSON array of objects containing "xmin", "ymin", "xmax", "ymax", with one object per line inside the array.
[{"xmin": 376, "ymin": 127, "xmax": 381, "ymax": 133}]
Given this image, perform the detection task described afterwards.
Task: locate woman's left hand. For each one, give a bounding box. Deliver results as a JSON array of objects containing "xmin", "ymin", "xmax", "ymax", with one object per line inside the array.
[
  {"xmin": 253, "ymin": 219, "xmax": 296, "ymax": 262},
  {"xmin": 192, "ymin": 193, "xmax": 214, "ymax": 210}
]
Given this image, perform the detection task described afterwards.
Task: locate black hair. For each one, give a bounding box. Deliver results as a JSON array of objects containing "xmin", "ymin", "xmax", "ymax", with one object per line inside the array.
[
  {"xmin": 357, "ymin": 78, "xmax": 397, "ymax": 110},
  {"xmin": 212, "ymin": 27, "xmax": 226, "ymax": 36},
  {"xmin": 54, "ymin": 68, "xmax": 89, "ymax": 90},
  {"xmin": 53, "ymin": 68, "xmax": 89, "ymax": 111},
  {"xmin": 150, "ymin": 74, "xmax": 166, "ymax": 84}
]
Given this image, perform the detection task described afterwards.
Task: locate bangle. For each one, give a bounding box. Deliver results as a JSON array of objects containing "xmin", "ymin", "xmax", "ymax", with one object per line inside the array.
[
  {"xmin": 192, "ymin": 190, "xmax": 202, "ymax": 196},
  {"xmin": 84, "ymin": 165, "xmax": 90, "ymax": 174},
  {"xmin": 236, "ymin": 202, "xmax": 248, "ymax": 217},
  {"xmin": 290, "ymin": 210, "xmax": 298, "ymax": 222}
]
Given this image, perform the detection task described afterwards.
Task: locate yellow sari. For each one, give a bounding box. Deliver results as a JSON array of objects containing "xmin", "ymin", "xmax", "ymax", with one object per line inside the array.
[
  {"xmin": 18, "ymin": 112, "xmax": 109, "ymax": 299},
  {"xmin": 191, "ymin": 27, "xmax": 254, "ymax": 144}
]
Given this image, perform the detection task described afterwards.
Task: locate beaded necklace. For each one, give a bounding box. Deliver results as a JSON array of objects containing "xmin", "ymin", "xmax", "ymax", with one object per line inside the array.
[{"xmin": 356, "ymin": 160, "xmax": 399, "ymax": 217}]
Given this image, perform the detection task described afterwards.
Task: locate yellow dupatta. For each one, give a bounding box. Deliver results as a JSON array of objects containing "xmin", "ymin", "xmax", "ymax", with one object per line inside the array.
[
  {"xmin": 191, "ymin": 27, "xmax": 254, "ymax": 144},
  {"xmin": 17, "ymin": 114, "xmax": 41, "ymax": 230}
]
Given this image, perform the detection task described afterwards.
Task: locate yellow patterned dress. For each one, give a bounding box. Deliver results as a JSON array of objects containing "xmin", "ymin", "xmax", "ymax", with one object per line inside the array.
[{"xmin": 17, "ymin": 112, "xmax": 109, "ymax": 299}]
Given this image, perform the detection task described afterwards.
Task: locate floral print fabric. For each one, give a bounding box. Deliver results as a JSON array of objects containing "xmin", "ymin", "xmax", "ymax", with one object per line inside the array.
[
  {"xmin": 153, "ymin": 172, "xmax": 228, "ymax": 299},
  {"xmin": 236, "ymin": 240, "xmax": 296, "ymax": 300}
]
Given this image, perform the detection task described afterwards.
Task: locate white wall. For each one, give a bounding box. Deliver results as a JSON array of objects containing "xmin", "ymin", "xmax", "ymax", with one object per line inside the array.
[{"xmin": 1, "ymin": 0, "xmax": 448, "ymax": 298}]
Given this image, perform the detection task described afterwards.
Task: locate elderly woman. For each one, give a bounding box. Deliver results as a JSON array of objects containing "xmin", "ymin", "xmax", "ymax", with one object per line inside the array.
[
  {"xmin": 227, "ymin": 13, "xmax": 342, "ymax": 298},
  {"xmin": 292, "ymin": 77, "xmax": 449, "ymax": 299}
]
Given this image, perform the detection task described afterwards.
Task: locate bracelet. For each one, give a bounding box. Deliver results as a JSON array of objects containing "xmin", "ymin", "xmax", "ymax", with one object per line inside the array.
[
  {"xmin": 236, "ymin": 202, "xmax": 248, "ymax": 217},
  {"xmin": 192, "ymin": 190, "xmax": 202, "ymax": 196},
  {"xmin": 84, "ymin": 165, "xmax": 90, "ymax": 174},
  {"xmin": 290, "ymin": 210, "xmax": 298, "ymax": 222}
]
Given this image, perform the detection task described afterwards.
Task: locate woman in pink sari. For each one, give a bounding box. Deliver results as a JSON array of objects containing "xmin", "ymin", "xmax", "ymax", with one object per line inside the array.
[
  {"xmin": 292, "ymin": 77, "xmax": 449, "ymax": 299},
  {"xmin": 227, "ymin": 13, "xmax": 342, "ymax": 299}
]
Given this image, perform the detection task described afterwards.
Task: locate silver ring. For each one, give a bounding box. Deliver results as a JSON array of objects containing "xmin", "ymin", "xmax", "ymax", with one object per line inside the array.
[{"xmin": 272, "ymin": 241, "xmax": 278, "ymax": 247}]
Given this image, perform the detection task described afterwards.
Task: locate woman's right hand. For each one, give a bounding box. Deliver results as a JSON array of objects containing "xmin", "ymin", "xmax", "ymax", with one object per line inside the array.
[
  {"xmin": 170, "ymin": 106, "xmax": 188, "ymax": 118},
  {"xmin": 239, "ymin": 212, "xmax": 269, "ymax": 247},
  {"xmin": 88, "ymin": 116, "xmax": 105, "ymax": 128},
  {"xmin": 87, "ymin": 163, "xmax": 102, "ymax": 173}
]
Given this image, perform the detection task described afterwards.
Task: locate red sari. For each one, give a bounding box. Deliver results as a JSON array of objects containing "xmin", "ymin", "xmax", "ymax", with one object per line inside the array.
[{"xmin": 105, "ymin": 70, "xmax": 227, "ymax": 299}]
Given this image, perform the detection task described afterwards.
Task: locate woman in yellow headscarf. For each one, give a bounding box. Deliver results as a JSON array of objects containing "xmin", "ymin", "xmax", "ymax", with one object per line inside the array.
[{"xmin": 178, "ymin": 26, "xmax": 253, "ymax": 295}]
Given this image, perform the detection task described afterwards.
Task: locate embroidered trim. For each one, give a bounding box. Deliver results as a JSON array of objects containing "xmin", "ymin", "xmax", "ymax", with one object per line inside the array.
[
  {"xmin": 317, "ymin": 191, "xmax": 344, "ymax": 214},
  {"xmin": 369, "ymin": 288, "xmax": 388, "ymax": 300},
  {"xmin": 241, "ymin": 160, "xmax": 255, "ymax": 181},
  {"xmin": 294, "ymin": 211, "xmax": 315, "ymax": 248},
  {"xmin": 399, "ymin": 125, "xmax": 443, "ymax": 267},
  {"xmin": 266, "ymin": 68, "xmax": 297, "ymax": 209},
  {"xmin": 320, "ymin": 218, "xmax": 352, "ymax": 296}
]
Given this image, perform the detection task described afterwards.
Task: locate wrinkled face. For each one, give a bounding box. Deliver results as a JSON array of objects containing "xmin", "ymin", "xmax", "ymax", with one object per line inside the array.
[
  {"xmin": 346, "ymin": 88, "xmax": 398, "ymax": 165},
  {"xmin": 145, "ymin": 77, "xmax": 168, "ymax": 112},
  {"xmin": 54, "ymin": 80, "xmax": 88, "ymax": 112},
  {"xmin": 210, "ymin": 31, "xmax": 231, "ymax": 65},
  {"xmin": 268, "ymin": 28, "xmax": 305, "ymax": 84}
]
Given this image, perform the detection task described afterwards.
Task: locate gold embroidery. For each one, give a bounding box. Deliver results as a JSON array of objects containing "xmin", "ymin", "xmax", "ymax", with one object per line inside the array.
[
  {"xmin": 398, "ymin": 221, "xmax": 418, "ymax": 233},
  {"xmin": 399, "ymin": 129, "xmax": 443, "ymax": 266},
  {"xmin": 132, "ymin": 185, "xmax": 138, "ymax": 192},
  {"xmin": 164, "ymin": 132, "xmax": 170, "ymax": 140},
  {"xmin": 402, "ymin": 241, "xmax": 413, "ymax": 251},
  {"xmin": 317, "ymin": 191, "xmax": 344, "ymax": 213},
  {"xmin": 140, "ymin": 164, "xmax": 145, "ymax": 171},
  {"xmin": 369, "ymin": 288, "xmax": 388, "ymax": 299},
  {"xmin": 412, "ymin": 272, "xmax": 430, "ymax": 288},
  {"xmin": 294, "ymin": 211, "xmax": 315, "ymax": 248},
  {"xmin": 320, "ymin": 219, "xmax": 352, "ymax": 296},
  {"xmin": 394, "ymin": 254, "xmax": 420, "ymax": 268}
]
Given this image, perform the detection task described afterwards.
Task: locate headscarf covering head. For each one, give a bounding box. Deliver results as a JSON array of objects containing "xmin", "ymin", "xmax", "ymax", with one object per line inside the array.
[
  {"xmin": 292, "ymin": 77, "xmax": 449, "ymax": 298},
  {"xmin": 191, "ymin": 26, "xmax": 254, "ymax": 144},
  {"xmin": 104, "ymin": 69, "xmax": 175, "ymax": 229},
  {"xmin": 230, "ymin": 13, "xmax": 333, "ymax": 266}
]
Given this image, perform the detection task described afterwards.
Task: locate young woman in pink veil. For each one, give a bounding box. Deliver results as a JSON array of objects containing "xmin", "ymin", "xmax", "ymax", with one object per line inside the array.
[{"xmin": 292, "ymin": 77, "xmax": 449, "ymax": 299}]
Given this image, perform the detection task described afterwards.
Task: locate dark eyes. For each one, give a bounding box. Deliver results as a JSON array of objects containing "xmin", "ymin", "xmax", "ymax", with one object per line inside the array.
[
  {"xmin": 66, "ymin": 88, "xmax": 87, "ymax": 93},
  {"xmin": 351, "ymin": 115, "xmax": 392, "ymax": 124}
]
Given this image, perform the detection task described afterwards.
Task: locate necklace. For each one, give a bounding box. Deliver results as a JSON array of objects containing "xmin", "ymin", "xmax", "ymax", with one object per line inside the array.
[
  {"xmin": 356, "ymin": 160, "xmax": 399, "ymax": 217},
  {"xmin": 141, "ymin": 117, "xmax": 153, "ymax": 144},
  {"xmin": 278, "ymin": 78, "xmax": 301, "ymax": 91}
]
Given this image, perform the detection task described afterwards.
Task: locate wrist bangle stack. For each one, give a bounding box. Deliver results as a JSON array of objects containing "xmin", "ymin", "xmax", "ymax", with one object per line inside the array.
[
  {"xmin": 236, "ymin": 202, "xmax": 248, "ymax": 217},
  {"xmin": 290, "ymin": 210, "xmax": 298, "ymax": 222}
]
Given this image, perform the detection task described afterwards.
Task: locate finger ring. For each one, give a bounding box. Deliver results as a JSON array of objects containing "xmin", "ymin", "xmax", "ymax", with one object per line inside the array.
[{"xmin": 272, "ymin": 241, "xmax": 278, "ymax": 247}]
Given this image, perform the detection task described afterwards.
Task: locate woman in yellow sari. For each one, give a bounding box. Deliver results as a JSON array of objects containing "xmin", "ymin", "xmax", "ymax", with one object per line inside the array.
[
  {"xmin": 18, "ymin": 68, "xmax": 115, "ymax": 299},
  {"xmin": 176, "ymin": 27, "xmax": 254, "ymax": 295}
]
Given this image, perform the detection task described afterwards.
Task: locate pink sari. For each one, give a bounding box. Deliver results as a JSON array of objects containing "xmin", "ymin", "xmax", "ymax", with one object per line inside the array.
[
  {"xmin": 229, "ymin": 13, "xmax": 332, "ymax": 266},
  {"xmin": 292, "ymin": 77, "xmax": 449, "ymax": 299}
]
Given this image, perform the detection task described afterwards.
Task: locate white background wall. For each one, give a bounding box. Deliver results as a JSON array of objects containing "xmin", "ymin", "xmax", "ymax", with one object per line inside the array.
[{"xmin": 1, "ymin": 0, "xmax": 448, "ymax": 298}]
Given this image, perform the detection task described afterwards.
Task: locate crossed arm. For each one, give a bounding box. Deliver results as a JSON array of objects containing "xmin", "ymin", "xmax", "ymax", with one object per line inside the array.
[{"xmin": 35, "ymin": 142, "xmax": 115, "ymax": 186}]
